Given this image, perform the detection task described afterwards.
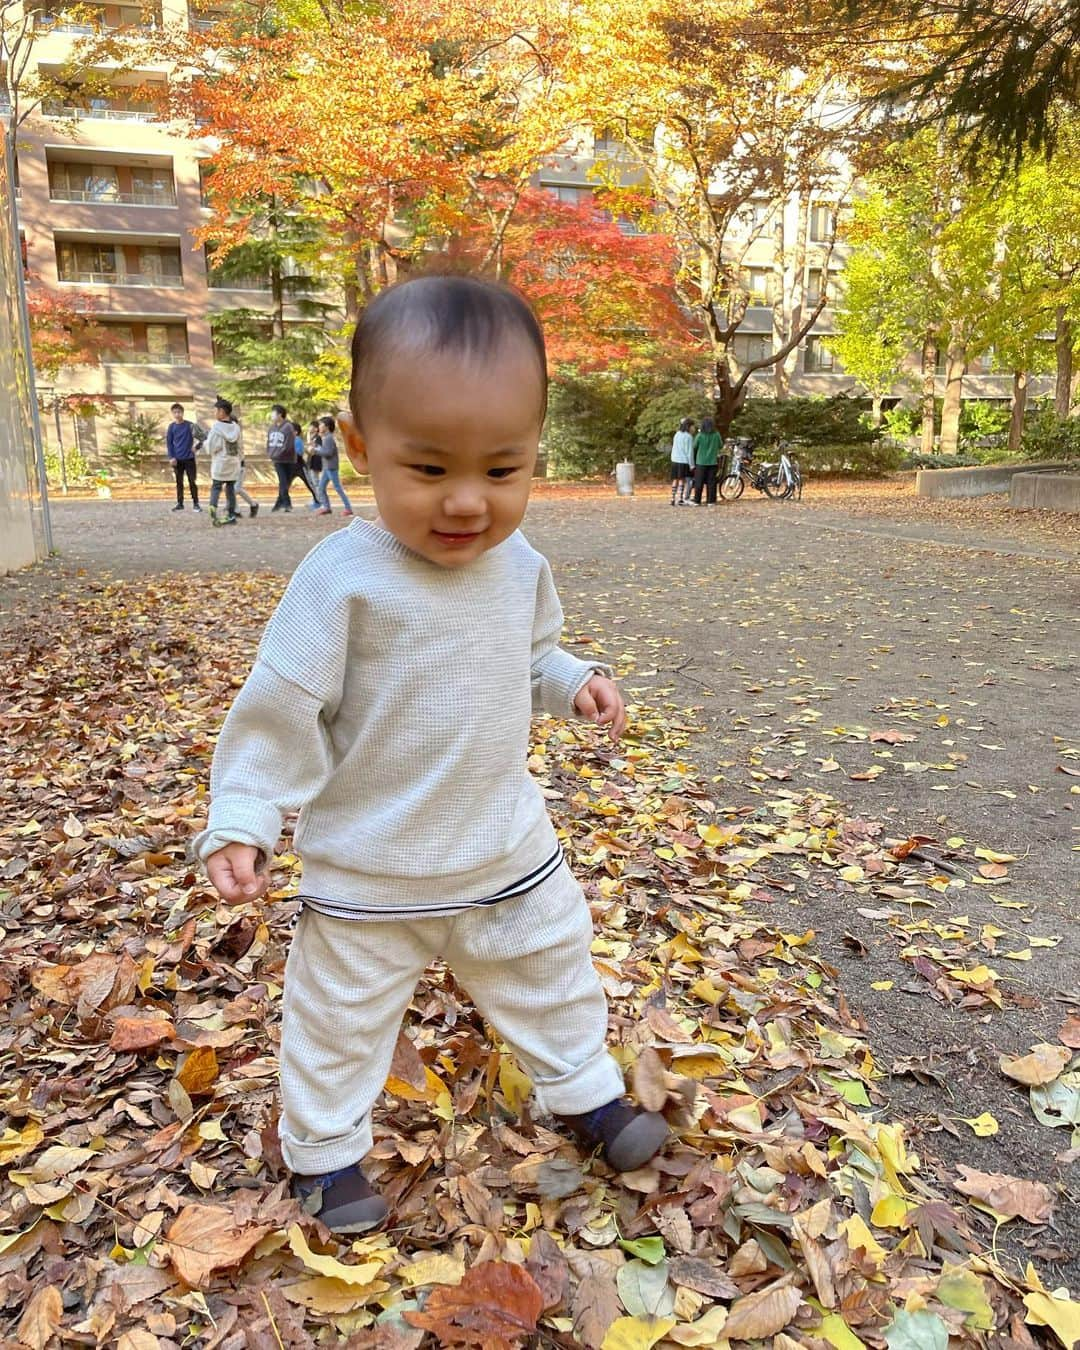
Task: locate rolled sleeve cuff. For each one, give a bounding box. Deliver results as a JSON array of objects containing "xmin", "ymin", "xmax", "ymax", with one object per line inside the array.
[
  {"xmin": 191, "ymin": 795, "xmax": 283, "ymax": 866},
  {"xmin": 534, "ymin": 649, "xmax": 615, "ymax": 718}
]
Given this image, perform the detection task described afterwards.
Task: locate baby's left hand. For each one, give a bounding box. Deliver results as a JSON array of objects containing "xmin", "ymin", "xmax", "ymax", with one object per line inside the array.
[{"xmin": 574, "ymin": 674, "xmax": 626, "ymax": 741}]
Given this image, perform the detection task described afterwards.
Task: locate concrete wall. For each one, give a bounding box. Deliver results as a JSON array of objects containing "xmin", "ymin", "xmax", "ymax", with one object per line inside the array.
[
  {"xmin": 1, "ymin": 133, "xmax": 49, "ymax": 574},
  {"xmin": 916, "ymin": 461, "xmax": 1074, "ymax": 499},
  {"xmin": 1010, "ymin": 472, "xmax": 1080, "ymax": 512}
]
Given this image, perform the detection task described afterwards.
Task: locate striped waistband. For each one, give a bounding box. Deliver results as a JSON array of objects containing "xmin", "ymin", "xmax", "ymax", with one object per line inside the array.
[{"xmin": 296, "ymin": 845, "xmax": 565, "ymax": 923}]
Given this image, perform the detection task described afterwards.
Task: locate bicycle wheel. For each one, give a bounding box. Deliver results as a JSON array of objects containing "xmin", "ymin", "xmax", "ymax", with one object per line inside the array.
[
  {"xmin": 720, "ymin": 473, "xmax": 744, "ymax": 501},
  {"xmin": 762, "ymin": 470, "xmax": 791, "ymax": 500}
]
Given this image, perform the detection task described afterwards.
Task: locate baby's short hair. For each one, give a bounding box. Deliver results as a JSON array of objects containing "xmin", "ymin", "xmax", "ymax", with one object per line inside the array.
[{"xmin": 349, "ymin": 274, "xmax": 547, "ymax": 424}]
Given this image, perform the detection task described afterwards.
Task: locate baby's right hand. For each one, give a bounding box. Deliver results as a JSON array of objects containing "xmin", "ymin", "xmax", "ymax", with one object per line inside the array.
[{"xmin": 206, "ymin": 843, "xmax": 268, "ymax": 904}]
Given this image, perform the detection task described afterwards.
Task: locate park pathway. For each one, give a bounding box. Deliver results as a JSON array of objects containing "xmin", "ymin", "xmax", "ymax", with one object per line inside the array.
[{"xmin": 3, "ymin": 489, "xmax": 1078, "ymax": 1282}]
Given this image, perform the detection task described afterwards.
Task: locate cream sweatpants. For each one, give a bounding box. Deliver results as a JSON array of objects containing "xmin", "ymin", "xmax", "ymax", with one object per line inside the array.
[{"xmin": 278, "ymin": 863, "xmax": 624, "ymax": 1175}]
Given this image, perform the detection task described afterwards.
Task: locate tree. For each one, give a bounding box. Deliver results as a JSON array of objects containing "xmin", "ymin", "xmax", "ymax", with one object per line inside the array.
[
  {"xmin": 836, "ymin": 0, "xmax": 1079, "ymax": 168},
  {"xmin": 570, "ymin": 0, "xmax": 874, "ymax": 433},
  {"xmin": 24, "ymin": 280, "xmax": 116, "ymax": 381}
]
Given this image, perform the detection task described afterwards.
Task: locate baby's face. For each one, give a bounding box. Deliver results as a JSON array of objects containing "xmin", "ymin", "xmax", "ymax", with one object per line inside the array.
[{"xmin": 341, "ymin": 340, "xmax": 543, "ymax": 569}]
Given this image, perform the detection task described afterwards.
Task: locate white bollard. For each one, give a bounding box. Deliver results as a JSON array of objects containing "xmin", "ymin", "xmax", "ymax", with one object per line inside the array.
[{"xmin": 615, "ymin": 461, "xmax": 635, "ymax": 496}]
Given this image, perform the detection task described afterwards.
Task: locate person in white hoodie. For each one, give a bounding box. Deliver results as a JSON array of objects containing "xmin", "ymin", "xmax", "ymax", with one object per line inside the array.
[
  {"xmin": 670, "ymin": 417, "xmax": 695, "ymax": 505},
  {"xmin": 207, "ymin": 397, "xmax": 242, "ymax": 526}
]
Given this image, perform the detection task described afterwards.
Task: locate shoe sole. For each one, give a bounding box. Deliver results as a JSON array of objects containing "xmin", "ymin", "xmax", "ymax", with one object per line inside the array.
[
  {"xmin": 605, "ymin": 1112, "xmax": 670, "ymax": 1171},
  {"xmin": 312, "ymin": 1195, "xmax": 389, "ymax": 1234}
]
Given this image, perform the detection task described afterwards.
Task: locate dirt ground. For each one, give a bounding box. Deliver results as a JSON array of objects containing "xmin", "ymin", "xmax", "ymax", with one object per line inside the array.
[{"xmin": 2, "ymin": 476, "xmax": 1078, "ymax": 1287}]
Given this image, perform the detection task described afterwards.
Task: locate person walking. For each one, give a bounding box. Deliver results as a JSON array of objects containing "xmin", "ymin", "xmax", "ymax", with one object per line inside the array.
[
  {"xmin": 166, "ymin": 402, "xmax": 205, "ymax": 512},
  {"xmin": 314, "ymin": 415, "xmax": 353, "ymax": 516},
  {"xmin": 691, "ymin": 417, "xmax": 721, "ymax": 505},
  {"xmin": 207, "ymin": 396, "xmax": 242, "ymax": 525},
  {"xmin": 306, "ymin": 422, "xmax": 324, "ymax": 511},
  {"xmin": 268, "ymin": 404, "xmax": 297, "ymax": 512},
  {"xmin": 670, "ymin": 418, "xmax": 694, "ymax": 506},
  {"xmin": 291, "ymin": 420, "xmax": 322, "ymax": 506},
  {"xmin": 232, "ymin": 415, "xmax": 259, "ymax": 518}
]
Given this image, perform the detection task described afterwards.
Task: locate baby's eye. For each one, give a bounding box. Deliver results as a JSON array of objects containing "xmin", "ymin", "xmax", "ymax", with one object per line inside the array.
[
  {"xmin": 487, "ymin": 466, "xmax": 518, "ymax": 479},
  {"xmin": 413, "ymin": 464, "xmax": 445, "ymax": 477}
]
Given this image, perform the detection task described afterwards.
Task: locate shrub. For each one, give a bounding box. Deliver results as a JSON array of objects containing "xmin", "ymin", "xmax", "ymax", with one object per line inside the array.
[
  {"xmin": 634, "ymin": 384, "xmax": 713, "ymax": 455},
  {"xmin": 43, "ymin": 441, "xmax": 90, "ymax": 486},
  {"xmin": 1020, "ymin": 407, "xmax": 1080, "ymax": 461},
  {"xmin": 900, "ymin": 451, "xmax": 982, "ymax": 469},
  {"xmin": 959, "ymin": 400, "xmax": 1009, "ymax": 450},
  {"xmin": 730, "ymin": 395, "xmax": 894, "ymax": 474},
  {"xmin": 545, "ymin": 366, "xmax": 697, "ymax": 478},
  {"xmin": 883, "ymin": 405, "xmax": 921, "ymax": 440},
  {"xmin": 109, "ymin": 411, "xmax": 161, "ymax": 469}
]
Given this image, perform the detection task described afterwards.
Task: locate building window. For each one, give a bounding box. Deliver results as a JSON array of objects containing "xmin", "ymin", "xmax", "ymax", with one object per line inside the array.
[
  {"xmin": 100, "ymin": 320, "xmax": 189, "ymax": 364},
  {"xmin": 806, "ymin": 267, "xmax": 840, "ymax": 306},
  {"xmin": 740, "ymin": 267, "xmax": 773, "ymax": 306},
  {"xmin": 805, "ymin": 336, "xmax": 839, "ymax": 372},
  {"xmin": 198, "ymin": 161, "xmax": 215, "ymax": 207},
  {"xmin": 809, "ymin": 204, "xmax": 837, "ymax": 243},
  {"xmin": 738, "ymin": 199, "xmax": 772, "ymax": 232},
  {"xmin": 543, "ymin": 184, "xmax": 594, "ymax": 208},
  {"xmin": 593, "ymin": 127, "xmax": 623, "ymax": 155},
  {"xmin": 732, "ymin": 333, "xmax": 772, "ymax": 365}
]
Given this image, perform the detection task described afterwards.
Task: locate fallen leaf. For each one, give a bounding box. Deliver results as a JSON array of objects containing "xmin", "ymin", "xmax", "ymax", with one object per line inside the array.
[
  {"xmin": 1024, "ymin": 1288, "xmax": 1080, "ymax": 1349},
  {"xmin": 164, "ymin": 1204, "xmax": 274, "ymax": 1288},
  {"xmin": 722, "ymin": 1284, "xmax": 802, "ymax": 1340},
  {"xmin": 954, "ymin": 1167, "xmax": 1054, "ymax": 1223},
  {"xmin": 16, "ymin": 1285, "xmax": 64, "ymax": 1350},
  {"xmin": 287, "ymin": 1224, "xmax": 387, "ymax": 1286},
  {"xmin": 632, "ymin": 1046, "xmax": 668, "ymax": 1112},
  {"xmin": 600, "ymin": 1315, "xmax": 677, "ymax": 1350},
  {"xmin": 1000, "ymin": 1044, "xmax": 1071, "ymax": 1086},
  {"xmin": 884, "ymin": 1306, "xmax": 949, "ymax": 1350},
  {"xmin": 405, "ymin": 1261, "xmax": 543, "ymax": 1345},
  {"xmin": 1059, "ymin": 1017, "xmax": 1080, "ymax": 1050}
]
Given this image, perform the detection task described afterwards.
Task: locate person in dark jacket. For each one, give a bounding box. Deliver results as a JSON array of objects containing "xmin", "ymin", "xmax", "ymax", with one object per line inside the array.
[
  {"xmin": 291, "ymin": 420, "xmax": 322, "ymax": 506},
  {"xmin": 267, "ymin": 403, "xmax": 297, "ymax": 512},
  {"xmin": 166, "ymin": 402, "xmax": 205, "ymax": 511},
  {"xmin": 690, "ymin": 417, "xmax": 722, "ymax": 505}
]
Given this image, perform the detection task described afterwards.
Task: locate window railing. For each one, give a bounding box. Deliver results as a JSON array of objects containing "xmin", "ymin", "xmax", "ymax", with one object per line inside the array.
[
  {"xmin": 59, "ymin": 268, "xmax": 183, "ymax": 287},
  {"xmin": 43, "ymin": 101, "xmax": 159, "ymax": 122},
  {"xmin": 208, "ymin": 273, "xmax": 271, "ymax": 291},
  {"xmin": 50, "ymin": 186, "xmax": 177, "ymax": 206},
  {"xmin": 34, "ymin": 10, "xmax": 162, "ymax": 31},
  {"xmin": 101, "ymin": 349, "xmax": 189, "ymax": 365}
]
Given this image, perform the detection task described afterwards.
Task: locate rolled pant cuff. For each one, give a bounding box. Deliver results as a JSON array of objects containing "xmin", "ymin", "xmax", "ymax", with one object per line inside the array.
[
  {"xmin": 280, "ymin": 1119, "xmax": 373, "ymax": 1177},
  {"xmin": 533, "ymin": 1050, "xmax": 625, "ymax": 1117}
]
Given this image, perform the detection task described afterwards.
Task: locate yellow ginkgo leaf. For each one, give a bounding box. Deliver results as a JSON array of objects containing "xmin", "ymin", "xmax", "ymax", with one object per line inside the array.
[
  {"xmin": 962, "ymin": 1112, "xmax": 1000, "ymax": 1137},
  {"xmin": 600, "ymin": 1315, "xmax": 677, "ymax": 1350}
]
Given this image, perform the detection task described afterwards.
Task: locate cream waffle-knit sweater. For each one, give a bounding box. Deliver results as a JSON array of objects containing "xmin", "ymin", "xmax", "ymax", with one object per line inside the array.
[{"xmin": 193, "ymin": 520, "xmax": 607, "ymax": 917}]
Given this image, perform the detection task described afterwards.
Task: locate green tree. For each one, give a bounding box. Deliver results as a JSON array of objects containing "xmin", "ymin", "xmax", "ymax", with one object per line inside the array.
[{"xmin": 206, "ymin": 194, "xmax": 344, "ymax": 418}]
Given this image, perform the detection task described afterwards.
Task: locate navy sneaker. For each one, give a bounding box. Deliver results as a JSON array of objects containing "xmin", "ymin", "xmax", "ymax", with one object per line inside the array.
[
  {"xmin": 292, "ymin": 1163, "xmax": 388, "ymax": 1234},
  {"xmin": 558, "ymin": 1099, "xmax": 669, "ymax": 1171}
]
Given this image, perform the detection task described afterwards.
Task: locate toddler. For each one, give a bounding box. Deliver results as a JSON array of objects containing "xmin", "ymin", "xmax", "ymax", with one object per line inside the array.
[{"xmin": 195, "ymin": 275, "xmax": 669, "ymax": 1233}]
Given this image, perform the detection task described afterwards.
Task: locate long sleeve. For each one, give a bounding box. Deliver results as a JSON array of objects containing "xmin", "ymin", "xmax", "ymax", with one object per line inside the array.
[
  {"xmin": 530, "ymin": 560, "xmax": 613, "ymax": 717},
  {"xmin": 192, "ymin": 556, "xmax": 351, "ymax": 864},
  {"xmin": 166, "ymin": 424, "xmax": 177, "ymax": 455}
]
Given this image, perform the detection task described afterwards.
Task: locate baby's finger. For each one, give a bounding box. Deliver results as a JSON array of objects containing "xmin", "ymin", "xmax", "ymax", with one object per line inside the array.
[
  {"xmin": 576, "ymin": 686, "xmax": 599, "ymax": 721},
  {"xmin": 207, "ymin": 854, "xmax": 243, "ymax": 903},
  {"xmin": 610, "ymin": 701, "xmax": 627, "ymax": 740},
  {"xmin": 229, "ymin": 849, "xmax": 264, "ymax": 898}
]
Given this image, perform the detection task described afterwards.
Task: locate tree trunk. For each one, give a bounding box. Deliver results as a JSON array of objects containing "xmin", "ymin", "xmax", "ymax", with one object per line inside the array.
[
  {"xmin": 772, "ymin": 195, "xmax": 788, "ymax": 400},
  {"xmin": 939, "ymin": 340, "xmax": 966, "ymax": 454},
  {"xmin": 920, "ymin": 331, "xmax": 937, "ymax": 455},
  {"xmin": 871, "ymin": 394, "xmax": 883, "ymax": 427},
  {"xmin": 1055, "ymin": 306, "xmax": 1074, "ymax": 419},
  {"xmin": 1008, "ymin": 369, "xmax": 1028, "ymax": 452},
  {"xmin": 713, "ymin": 354, "xmax": 746, "ymax": 436}
]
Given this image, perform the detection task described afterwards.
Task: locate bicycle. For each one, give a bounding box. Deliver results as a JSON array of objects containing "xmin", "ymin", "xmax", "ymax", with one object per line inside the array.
[{"xmin": 719, "ymin": 438, "xmax": 803, "ymax": 501}]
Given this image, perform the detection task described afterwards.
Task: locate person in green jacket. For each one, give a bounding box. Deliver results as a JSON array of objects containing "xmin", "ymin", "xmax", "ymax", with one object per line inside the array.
[{"xmin": 691, "ymin": 417, "xmax": 722, "ymax": 505}]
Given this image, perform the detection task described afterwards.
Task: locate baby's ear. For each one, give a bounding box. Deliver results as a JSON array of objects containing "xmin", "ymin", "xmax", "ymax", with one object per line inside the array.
[{"xmin": 337, "ymin": 413, "xmax": 368, "ymax": 474}]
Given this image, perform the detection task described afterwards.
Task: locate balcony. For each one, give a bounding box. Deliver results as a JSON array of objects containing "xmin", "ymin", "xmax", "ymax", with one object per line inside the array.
[
  {"xmin": 49, "ymin": 187, "xmax": 177, "ymax": 206},
  {"xmin": 102, "ymin": 349, "xmax": 189, "ymax": 365},
  {"xmin": 33, "ymin": 6, "xmax": 162, "ymax": 32},
  {"xmin": 42, "ymin": 100, "xmax": 160, "ymax": 123},
  {"xmin": 58, "ymin": 268, "xmax": 183, "ymax": 287},
  {"xmin": 208, "ymin": 273, "xmax": 271, "ymax": 292}
]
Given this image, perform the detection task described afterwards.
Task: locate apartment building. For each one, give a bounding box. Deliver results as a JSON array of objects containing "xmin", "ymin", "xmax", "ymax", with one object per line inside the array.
[
  {"xmin": 536, "ymin": 134, "xmax": 1053, "ymax": 407},
  {"xmin": 10, "ymin": 0, "xmax": 281, "ymax": 463}
]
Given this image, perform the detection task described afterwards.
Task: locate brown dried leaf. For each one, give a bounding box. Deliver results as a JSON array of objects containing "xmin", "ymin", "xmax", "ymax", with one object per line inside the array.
[
  {"xmin": 110, "ymin": 1015, "xmax": 175, "ymax": 1052},
  {"xmin": 953, "ymin": 1167, "xmax": 1055, "ymax": 1223},
  {"xmin": 1059, "ymin": 1016, "xmax": 1080, "ymax": 1050},
  {"xmin": 722, "ymin": 1284, "xmax": 803, "ymax": 1341},
  {"xmin": 389, "ymin": 1028, "xmax": 427, "ymax": 1091},
  {"xmin": 404, "ymin": 1261, "xmax": 543, "ymax": 1347},
  {"xmin": 632, "ymin": 1046, "xmax": 668, "ymax": 1112},
  {"xmin": 668, "ymin": 1256, "xmax": 739, "ymax": 1300},
  {"xmin": 163, "ymin": 1204, "xmax": 274, "ymax": 1288},
  {"xmin": 17, "ymin": 1285, "xmax": 64, "ymax": 1350},
  {"xmin": 572, "ymin": 1273, "xmax": 622, "ymax": 1350},
  {"xmin": 175, "ymin": 1045, "xmax": 219, "ymax": 1096},
  {"xmin": 999, "ymin": 1044, "xmax": 1071, "ymax": 1086}
]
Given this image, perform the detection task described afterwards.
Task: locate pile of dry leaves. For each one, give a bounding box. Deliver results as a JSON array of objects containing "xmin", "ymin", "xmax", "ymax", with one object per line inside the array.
[{"xmin": 0, "ymin": 577, "xmax": 1076, "ymax": 1350}]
